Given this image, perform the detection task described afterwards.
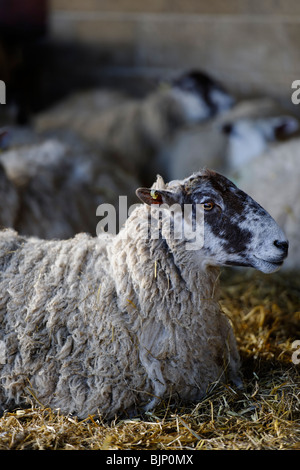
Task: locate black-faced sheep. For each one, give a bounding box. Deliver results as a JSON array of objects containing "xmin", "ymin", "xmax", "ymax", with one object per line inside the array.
[
  {"xmin": 158, "ymin": 99, "xmax": 299, "ymax": 181},
  {"xmin": 34, "ymin": 70, "xmax": 234, "ymax": 185},
  {"xmin": 222, "ymin": 115, "xmax": 299, "ymax": 172},
  {"xmin": 0, "ymin": 71, "xmax": 233, "ymax": 238},
  {"xmin": 0, "ymin": 170, "xmax": 288, "ymax": 419}
]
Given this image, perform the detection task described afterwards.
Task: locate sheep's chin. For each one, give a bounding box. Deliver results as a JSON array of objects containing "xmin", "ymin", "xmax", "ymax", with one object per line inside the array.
[{"xmin": 252, "ymin": 256, "xmax": 283, "ymax": 274}]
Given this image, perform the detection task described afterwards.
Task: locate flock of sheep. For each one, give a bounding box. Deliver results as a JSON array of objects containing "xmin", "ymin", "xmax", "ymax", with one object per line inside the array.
[{"xmin": 0, "ymin": 70, "xmax": 297, "ymax": 418}]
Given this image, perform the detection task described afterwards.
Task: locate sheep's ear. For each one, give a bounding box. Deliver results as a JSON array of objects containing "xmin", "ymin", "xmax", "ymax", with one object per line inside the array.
[{"xmin": 136, "ymin": 188, "xmax": 180, "ymax": 206}]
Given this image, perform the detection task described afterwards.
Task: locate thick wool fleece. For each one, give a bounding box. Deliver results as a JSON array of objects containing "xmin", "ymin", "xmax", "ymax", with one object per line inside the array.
[{"xmin": 0, "ymin": 205, "xmax": 240, "ymax": 419}]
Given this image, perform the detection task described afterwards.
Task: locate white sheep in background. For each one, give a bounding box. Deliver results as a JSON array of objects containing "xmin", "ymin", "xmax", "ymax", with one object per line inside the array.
[
  {"xmin": 0, "ymin": 139, "xmax": 98, "ymax": 238},
  {"xmin": 222, "ymin": 115, "xmax": 299, "ymax": 173},
  {"xmin": 0, "ymin": 70, "xmax": 233, "ymax": 238},
  {"xmin": 158, "ymin": 98, "xmax": 299, "ymax": 181},
  {"xmin": 0, "ymin": 139, "xmax": 67, "ymax": 186},
  {"xmin": 34, "ymin": 70, "xmax": 234, "ymax": 186},
  {"xmin": 231, "ymin": 138, "xmax": 300, "ymax": 271},
  {"xmin": 0, "ymin": 138, "xmax": 140, "ymax": 238},
  {"xmin": 0, "ymin": 170, "xmax": 288, "ymax": 419}
]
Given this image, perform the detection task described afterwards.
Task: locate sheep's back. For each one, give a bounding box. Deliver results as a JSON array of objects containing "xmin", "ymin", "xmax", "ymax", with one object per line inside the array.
[{"xmin": 0, "ymin": 230, "xmax": 138, "ymax": 415}]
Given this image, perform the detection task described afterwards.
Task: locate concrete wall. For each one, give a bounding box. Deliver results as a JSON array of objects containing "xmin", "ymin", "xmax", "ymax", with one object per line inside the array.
[{"xmin": 49, "ymin": 1, "xmax": 300, "ymax": 101}]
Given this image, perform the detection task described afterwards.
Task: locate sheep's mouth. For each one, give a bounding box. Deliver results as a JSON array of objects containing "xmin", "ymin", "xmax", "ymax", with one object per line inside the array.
[
  {"xmin": 252, "ymin": 255, "xmax": 284, "ymax": 274},
  {"xmin": 222, "ymin": 256, "xmax": 284, "ymax": 273}
]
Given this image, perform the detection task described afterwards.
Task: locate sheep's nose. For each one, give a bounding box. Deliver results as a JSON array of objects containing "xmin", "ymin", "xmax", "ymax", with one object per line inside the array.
[{"xmin": 274, "ymin": 240, "xmax": 289, "ymax": 257}]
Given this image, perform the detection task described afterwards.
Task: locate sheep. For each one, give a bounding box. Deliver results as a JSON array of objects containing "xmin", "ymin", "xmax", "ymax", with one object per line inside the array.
[
  {"xmin": 230, "ymin": 137, "xmax": 300, "ymax": 271},
  {"xmin": 222, "ymin": 115, "xmax": 299, "ymax": 173},
  {"xmin": 0, "ymin": 139, "xmax": 68, "ymax": 186},
  {"xmin": 0, "ymin": 138, "xmax": 141, "ymax": 238},
  {"xmin": 34, "ymin": 70, "xmax": 234, "ymax": 186},
  {"xmin": 0, "ymin": 71, "xmax": 233, "ymax": 239},
  {"xmin": 0, "ymin": 140, "xmax": 96, "ymax": 238},
  {"xmin": 0, "ymin": 169, "xmax": 288, "ymax": 419},
  {"xmin": 158, "ymin": 100, "xmax": 298, "ymax": 181}
]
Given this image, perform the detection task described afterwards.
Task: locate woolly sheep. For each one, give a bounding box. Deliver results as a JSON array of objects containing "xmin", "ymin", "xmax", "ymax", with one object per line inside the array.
[
  {"xmin": 0, "ymin": 140, "xmax": 96, "ymax": 238},
  {"xmin": 0, "ymin": 139, "xmax": 140, "ymax": 238},
  {"xmin": 0, "ymin": 71, "xmax": 232, "ymax": 237},
  {"xmin": 34, "ymin": 70, "xmax": 234, "ymax": 185},
  {"xmin": 0, "ymin": 170, "xmax": 288, "ymax": 419},
  {"xmin": 0, "ymin": 139, "xmax": 67, "ymax": 186},
  {"xmin": 231, "ymin": 138, "xmax": 300, "ymax": 271},
  {"xmin": 158, "ymin": 99, "xmax": 299, "ymax": 180}
]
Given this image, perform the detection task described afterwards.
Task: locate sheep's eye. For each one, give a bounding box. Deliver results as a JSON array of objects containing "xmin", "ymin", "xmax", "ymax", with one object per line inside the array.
[{"xmin": 201, "ymin": 201, "xmax": 215, "ymax": 211}]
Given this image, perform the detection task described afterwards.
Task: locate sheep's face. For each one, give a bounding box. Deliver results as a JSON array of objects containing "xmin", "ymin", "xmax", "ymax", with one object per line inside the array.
[
  {"xmin": 172, "ymin": 70, "xmax": 234, "ymax": 121},
  {"xmin": 136, "ymin": 170, "xmax": 288, "ymax": 274},
  {"xmin": 223, "ymin": 116, "xmax": 299, "ymax": 171}
]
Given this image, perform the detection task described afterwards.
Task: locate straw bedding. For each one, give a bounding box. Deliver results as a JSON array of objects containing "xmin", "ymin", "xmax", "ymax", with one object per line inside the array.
[{"xmin": 0, "ymin": 269, "xmax": 299, "ymax": 450}]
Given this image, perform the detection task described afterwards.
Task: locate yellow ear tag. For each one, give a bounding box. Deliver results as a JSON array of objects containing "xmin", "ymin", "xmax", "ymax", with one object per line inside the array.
[{"xmin": 151, "ymin": 190, "xmax": 158, "ymax": 199}]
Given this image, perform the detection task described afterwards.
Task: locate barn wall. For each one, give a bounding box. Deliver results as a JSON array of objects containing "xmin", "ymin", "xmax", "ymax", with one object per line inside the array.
[{"xmin": 49, "ymin": 0, "xmax": 300, "ymax": 101}]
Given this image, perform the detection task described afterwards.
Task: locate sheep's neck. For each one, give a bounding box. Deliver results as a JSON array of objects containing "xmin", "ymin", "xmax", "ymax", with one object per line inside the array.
[
  {"xmin": 111, "ymin": 211, "xmax": 221, "ymax": 312},
  {"xmin": 154, "ymin": 235, "xmax": 221, "ymax": 301}
]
